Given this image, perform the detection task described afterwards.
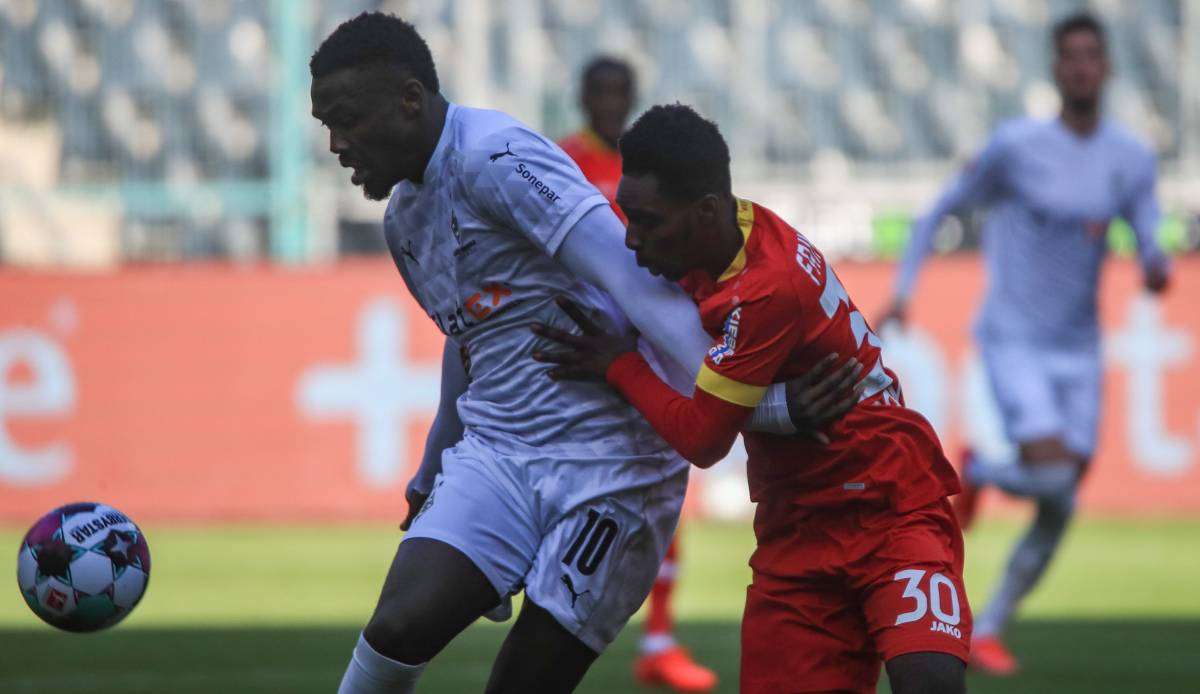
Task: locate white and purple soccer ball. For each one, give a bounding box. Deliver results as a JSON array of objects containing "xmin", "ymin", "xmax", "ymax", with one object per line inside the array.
[{"xmin": 16, "ymin": 502, "xmax": 150, "ymax": 632}]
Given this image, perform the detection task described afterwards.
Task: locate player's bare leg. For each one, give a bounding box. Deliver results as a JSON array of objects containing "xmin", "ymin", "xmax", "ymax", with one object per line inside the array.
[
  {"xmin": 338, "ymin": 538, "xmax": 500, "ymax": 693},
  {"xmin": 969, "ymin": 437, "xmax": 1083, "ymax": 675},
  {"xmin": 484, "ymin": 597, "xmax": 600, "ymax": 694},
  {"xmin": 635, "ymin": 535, "xmax": 717, "ymax": 693},
  {"xmin": 885, "ymin": 651, "xmax": 967, "ymax": 694}
]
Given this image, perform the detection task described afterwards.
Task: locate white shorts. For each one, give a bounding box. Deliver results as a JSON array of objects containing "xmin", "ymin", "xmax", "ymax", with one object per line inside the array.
[
  {"xmin": 979, "ymin": 340, "xmax": 1102, "ymax": 457},
  {"xmin": 404, "ymin": 433, "xmax": 688, "ymax": 652}
]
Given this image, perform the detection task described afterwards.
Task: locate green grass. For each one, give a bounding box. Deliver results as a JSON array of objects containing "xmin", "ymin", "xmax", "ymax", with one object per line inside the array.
[{"xmin": 3, "ymin": 518, "xmax": 1199, "ymax": 693}]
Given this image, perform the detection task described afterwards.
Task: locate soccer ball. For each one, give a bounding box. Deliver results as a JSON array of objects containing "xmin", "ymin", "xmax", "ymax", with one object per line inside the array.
[{"xmin": 16, "ymin": 502, "xmax": 151, "ymax": 632}]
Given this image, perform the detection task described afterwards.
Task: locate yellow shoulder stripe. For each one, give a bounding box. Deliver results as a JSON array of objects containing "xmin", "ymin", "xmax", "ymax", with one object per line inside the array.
[
  {"xmin": 696, "ymin": 363, "xmax": 767, "ymax": 408},
  {"xmin": 717, "ymin": 198, "xmax": 755, "ymax": 282}
]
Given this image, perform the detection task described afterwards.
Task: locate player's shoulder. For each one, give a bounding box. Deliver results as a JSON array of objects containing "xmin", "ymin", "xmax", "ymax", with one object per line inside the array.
[
  {"xmin": 1100, "ymin": 120, "xmax": 1157, "ymax": 164},
  {"xmin": 989, "ymin": 116, "xmax": 1046, "ymax": 149},
  {"xmin": 738, "ymin": 201, "xmax": 814, "ymax": 308},
  {"xmin": 557, "ymin": 131, "xmax": 587, "ymax": 154},
  {"xmin": 454, "ymin": 105, "xmax": 560, "ymax": 165}
]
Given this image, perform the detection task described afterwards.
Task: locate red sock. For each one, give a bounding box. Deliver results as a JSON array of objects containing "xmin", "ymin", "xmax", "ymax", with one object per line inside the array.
[{"xmin": 646, "ymin": 534, "xmax": 679, "ymax": 637}]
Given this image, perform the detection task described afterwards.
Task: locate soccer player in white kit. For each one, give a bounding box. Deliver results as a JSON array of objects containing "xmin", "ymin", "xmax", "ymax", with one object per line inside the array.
[
  {"xmin": 309, "ymin": 13, "xmax": 815, "ymax": 693},
  {"xmin": 882, "ymin": 13, "xmax": 1171, "ymax": 675}
]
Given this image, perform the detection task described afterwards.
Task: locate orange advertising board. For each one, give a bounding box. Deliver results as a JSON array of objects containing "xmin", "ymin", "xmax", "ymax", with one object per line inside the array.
[{"xmin": 1, "ymin": 257, "xmax": 1198, "ymax": 522}]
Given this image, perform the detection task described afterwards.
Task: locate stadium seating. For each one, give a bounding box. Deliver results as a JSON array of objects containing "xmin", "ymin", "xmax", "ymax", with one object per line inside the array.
[{"xmin": 0, "ymin": 0, "xmax": 1192, "ymax": 262}]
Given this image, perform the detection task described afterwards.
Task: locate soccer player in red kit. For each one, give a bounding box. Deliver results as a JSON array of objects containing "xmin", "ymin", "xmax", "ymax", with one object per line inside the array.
[
  {"xmin": 559, "ymin": 57, "xmax": 717, "ymax": 693},
  {"xmin": 534, "ymin": 104, "xmax": 971, "ymax": 694},
  {"xmin": 559, "ymin": 56, "xmax": 627, "ymax": 223}
]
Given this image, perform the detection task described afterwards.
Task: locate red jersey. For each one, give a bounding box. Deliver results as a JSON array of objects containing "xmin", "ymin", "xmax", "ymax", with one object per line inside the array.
[
  {"xmin": 607, "ymin": 198, "xmax": 959, "ymax": 512},
  {"xmin": 558, "ymin": 128, "xmax": 626, "ymax": 224}
]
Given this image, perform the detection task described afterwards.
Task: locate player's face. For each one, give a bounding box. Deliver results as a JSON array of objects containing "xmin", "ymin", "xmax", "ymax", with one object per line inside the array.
[
  {"xmin": 582, "ymin": 69, "xmax": 633, "ymax": 145},
  {"xmin": 311, "ymin": 65, "xmax": 428, "ymax": 200},
  {"xmin": 1053, "ymin": 29, "xmax": 1108, "ymax": 108},
  {"xmin": 617, "ymin": 173, "xmax": 708, "ymax": 282}
]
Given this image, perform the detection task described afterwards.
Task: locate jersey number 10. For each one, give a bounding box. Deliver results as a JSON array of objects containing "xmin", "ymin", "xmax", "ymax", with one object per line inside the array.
[{"xmin": 562, "ymin": 509, "xmax": 620, "ymax": 576}]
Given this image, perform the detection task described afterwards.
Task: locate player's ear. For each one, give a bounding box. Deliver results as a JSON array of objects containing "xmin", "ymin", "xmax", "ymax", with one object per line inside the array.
[
  {"xmin": 397, "ymin": 75, "xmax": 426, "ymax": 118},
  {"xmin": 695, "ymin": 193, "xmax": 721, "ymax": 224}
]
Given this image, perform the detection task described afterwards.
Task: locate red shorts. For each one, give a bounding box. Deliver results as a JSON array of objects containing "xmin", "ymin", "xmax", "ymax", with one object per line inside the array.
[{"xmin": 741, "ymin": 497, "xmax": 971, "ymax": 694}]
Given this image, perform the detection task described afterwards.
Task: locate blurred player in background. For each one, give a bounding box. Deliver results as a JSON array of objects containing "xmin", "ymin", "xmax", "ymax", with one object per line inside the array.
[
  {"xmin": 559, "ymin": 56, "xmax": 717, "ymax": 694},
  {"xmin": 309, "ymin": 13, "xmax": 808, "ymax": 693},
  {"xmin": 882, "ymin": 13, "xmax": 1171, "ymax": 676},
  {"xmin": 536, "ymin": 104, "xmax": 970, "ymax": 694},
  {"xmin": 559, "ymin": 57, "xmax": 628, "ymax": 223}
]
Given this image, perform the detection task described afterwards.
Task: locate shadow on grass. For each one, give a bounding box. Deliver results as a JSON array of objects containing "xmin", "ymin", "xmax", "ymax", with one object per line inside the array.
[{"xmin": 0, "ymin": 619, "xmax": 1196, "ymax": 693}]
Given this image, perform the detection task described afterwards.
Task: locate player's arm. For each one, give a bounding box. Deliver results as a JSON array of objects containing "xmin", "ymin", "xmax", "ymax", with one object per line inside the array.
[
  {"xmin": 1122, "ymin": 151, "xmax": 1170, "ymax": 293},
  {"xmin": 555, "ymin": 205, "xmax": 798, "ymax": 434},
  {"xmin": 531, "ymin": 299, "xmax": 749, "ymax": 467},
  {"xmin": 888, "ymin": 126, "xmax": 1012, "ymax": 321},
  {"xmin": 534, "ymin": 293, "xmax": 801, "ymax": 467},
  {"xmin": 463, "ymin": 127, "xmax": 797, "ymax": 434},
  {"xmin": 606, "ymin": 354, "xmax": 749, "ymax": 467},
  {"xmin": 402, "ymin": 338, "xmax": 467, "ymax": 530}
]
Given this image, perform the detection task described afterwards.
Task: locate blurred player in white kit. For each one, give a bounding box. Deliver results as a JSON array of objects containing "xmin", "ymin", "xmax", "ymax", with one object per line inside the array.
[{"xmin": 883, "ymin": 12, "xmax": 1171, "ymax": 675}]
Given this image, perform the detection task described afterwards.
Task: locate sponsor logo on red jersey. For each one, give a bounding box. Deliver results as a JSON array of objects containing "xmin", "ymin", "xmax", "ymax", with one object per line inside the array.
[{"xmin": 707, "ymin": 306, "xmax": 742, "ymax": 365}]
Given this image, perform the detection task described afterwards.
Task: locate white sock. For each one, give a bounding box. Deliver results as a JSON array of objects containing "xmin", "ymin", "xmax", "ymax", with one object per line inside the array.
[
  {"xmin": 337, "ymin": 633, "xmax": 427, "ymax": 694},
  {"xmin": 640, "ymin": 633, "xmax": 676, "ymax": 655},
  {"xmin": 970, "ymin": 455, "xmax": 1077, "ymax": 501}
]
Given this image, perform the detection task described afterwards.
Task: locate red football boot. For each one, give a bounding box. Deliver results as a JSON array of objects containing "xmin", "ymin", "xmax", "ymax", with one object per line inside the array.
[
  {"xmin": 970, "ymin": 635, "xmax": 1020, "ymax": 676},
  {"xmin": 634, "ymin": 646, "xmax": 718, "ymax": 693},
  {"xmin": 951, "ymin": 448, "xmax": 983, "ymax": 531}
]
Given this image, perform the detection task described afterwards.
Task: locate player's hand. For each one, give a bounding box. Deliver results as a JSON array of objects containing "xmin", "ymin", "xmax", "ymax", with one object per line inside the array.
[
  {"xmin": 878, "ymin": 297, "xmax": 908, "ymax": 328},
  {"xmin": 530, "ymin": 296, "xmax": 638, "ymax": 381},
  {"xmin": 785, "ymin": 354, "xmax": 864, "ymax": 445},
  {"xmin": 1143, "ymin": 265, "xmax": 1169, "ymax": 294},
  {"xmin": 400, "ymin": 488, "xmax": 429, "ymax": 531}
]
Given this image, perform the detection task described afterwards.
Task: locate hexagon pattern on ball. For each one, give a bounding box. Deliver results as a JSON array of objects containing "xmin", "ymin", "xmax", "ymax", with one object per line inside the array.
[{"xmin": 15, "ymin": 502, "xmax": 151, "ymax": 632}]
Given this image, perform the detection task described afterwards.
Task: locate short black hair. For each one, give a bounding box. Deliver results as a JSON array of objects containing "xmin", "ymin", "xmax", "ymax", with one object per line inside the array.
[
  {"xmin": 619, "ymin": 104, "xmax": 731, "ymax": 202},
  {"xmin": 1052, "ymin": 12, "xmax": 1107, "ymax": 55},
  {"xmin": 581, "ymin": 55, "xmax": 635, "ymax": 93},
  {"xmin": 310, "ymin": 12, "xmax": 440, "ymax": 93}
]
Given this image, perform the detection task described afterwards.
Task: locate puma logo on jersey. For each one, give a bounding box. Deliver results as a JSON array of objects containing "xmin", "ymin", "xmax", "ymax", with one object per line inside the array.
[
  {"xmin": 489, "ymin": 142, "xmax": 516, "ymax": 162},
  {"xmin": 560, "ymin": 573, "xmax": 591, "ymax": 607},
  {"xmin": 452, "ymin": 240, "xmax": 478, "ymax": 258}
]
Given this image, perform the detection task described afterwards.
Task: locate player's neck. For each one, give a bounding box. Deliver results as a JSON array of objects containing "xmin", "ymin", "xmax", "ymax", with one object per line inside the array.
[
  {"xmin": 701, "ymin": 200, "xmax": 744, "ymax": 281},
  {"xmin": 587, "ymin": 123, "xmax": 620, "ymax": 152},
  {"xmin": 412, "ymin": 96, "xmax": 450, "ymax": 184},
  {"xmin": 1059, "ymin": 102, "xmax": 1101, "ymax": 138}
]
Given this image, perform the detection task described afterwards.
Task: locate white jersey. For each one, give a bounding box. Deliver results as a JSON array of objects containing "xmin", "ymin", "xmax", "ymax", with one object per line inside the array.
[
  {"xmin": 897, "ymin": 117, "xmax": 1167, "ymax": 347},
  {"xmin": 384, "ymin": 103, "xmax": 684, "ymax": 469}
]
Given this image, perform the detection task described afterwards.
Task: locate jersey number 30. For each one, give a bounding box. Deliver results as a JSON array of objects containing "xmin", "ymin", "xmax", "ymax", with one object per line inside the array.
[{"xmin": 893, "ymin": 569, "xmax": 962, "ymax": 626}]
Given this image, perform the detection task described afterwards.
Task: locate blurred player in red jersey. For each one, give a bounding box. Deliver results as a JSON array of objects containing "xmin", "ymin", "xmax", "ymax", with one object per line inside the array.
[
  {"xmin": 559, "ymin": 57, "xmax": 628, "ymax": 223},
  {"xmin": 535, "ymin": 104, "xmax": 971, "ymax": 694},
  {"xmin": 559, "ymin": 56, "xmax": 717, "ymax": 694}
]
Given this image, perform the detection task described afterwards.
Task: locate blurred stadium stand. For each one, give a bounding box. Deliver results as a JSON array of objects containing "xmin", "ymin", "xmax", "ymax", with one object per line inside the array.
[{"xmin": 1, "ymin": 0, "xmax": 1197, "ymax": 265}]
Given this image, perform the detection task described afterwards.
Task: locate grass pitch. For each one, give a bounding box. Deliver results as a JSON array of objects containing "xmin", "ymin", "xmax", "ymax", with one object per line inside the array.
[{"xmin": 3, "ymin": 518, "xmax": 1198, "ymax": 693}]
